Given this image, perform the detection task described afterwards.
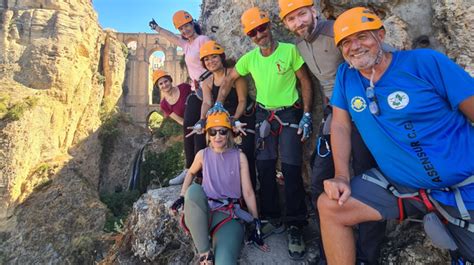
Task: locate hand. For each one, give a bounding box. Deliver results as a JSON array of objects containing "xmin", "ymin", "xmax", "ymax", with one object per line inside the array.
[
  {"xmin": 206, "ymin": 102, "xmax": 229, "ymax": 116},
  {"xmin": 170, "ymin": 196, "xmax": 184, "ymax": 215},
  {"xmin": 247, "ymin": 218, "xmax": 270, "ymax": 252},
  {"xmin": 185, "ymin": 119, "xmax": 206, "ymax": 138},
  {"xmin": 297, "ymin": 112, "xmax": 312, "ymax": 142},
  {"xmin": 323, "ymin": 177, "xmax": 351, "ymax": 206},
  {"xmin": 149, "ymin": 18, "xmax": 158, "ymax": 30},
  {"xmin": 232, "ymin": 120, "xmax": 247, "ymax": 136}
]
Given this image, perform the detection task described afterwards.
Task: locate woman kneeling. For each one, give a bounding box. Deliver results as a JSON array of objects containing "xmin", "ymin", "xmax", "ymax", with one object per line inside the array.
[{"xmin": 170, "ymin": 112, "xmax": 267, "ymax": 264}]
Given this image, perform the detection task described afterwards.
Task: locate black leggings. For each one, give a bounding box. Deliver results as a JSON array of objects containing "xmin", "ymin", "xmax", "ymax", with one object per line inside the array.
[
  {"xmin": 236, "ymin": 111, "xmax": 256, "ymax": 189},
  {"xmin": 183, "ymin": 93, "xmax": 206, "ymax": 169}
]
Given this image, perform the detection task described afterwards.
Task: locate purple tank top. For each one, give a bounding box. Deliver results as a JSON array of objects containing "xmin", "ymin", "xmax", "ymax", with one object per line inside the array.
[{"xmin": 202, "ymin": 147, "xmax": 241, "ymax": 200}]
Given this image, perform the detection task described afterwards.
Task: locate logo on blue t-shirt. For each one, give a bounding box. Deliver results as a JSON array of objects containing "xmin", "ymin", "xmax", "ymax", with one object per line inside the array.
[
  {"xmin": 388, "ymin": 91, "xmax": 410, "ymax": 110},
  {"xmin": 351, "ymin": 96, "xmax": 367, "ymax": 112}
]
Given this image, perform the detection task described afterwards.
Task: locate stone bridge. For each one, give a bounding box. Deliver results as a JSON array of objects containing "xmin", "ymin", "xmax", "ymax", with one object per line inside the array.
[{"xmin": 115, "ymin": 32, "xmax": 188, "ymax": 126}]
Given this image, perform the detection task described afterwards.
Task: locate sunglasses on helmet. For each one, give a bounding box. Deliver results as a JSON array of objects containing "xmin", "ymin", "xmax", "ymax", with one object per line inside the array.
[{"xmin": 247, "ymin": 23, "xmax": 269, "ymax": 37}]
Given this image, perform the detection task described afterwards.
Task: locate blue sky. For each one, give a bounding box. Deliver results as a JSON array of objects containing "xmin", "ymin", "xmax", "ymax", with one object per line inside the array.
[{"xmin": 93, "ymin": 0, "xmax": 202, "ymax": 33}]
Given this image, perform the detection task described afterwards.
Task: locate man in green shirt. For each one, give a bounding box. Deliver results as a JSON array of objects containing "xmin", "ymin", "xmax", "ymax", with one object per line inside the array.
[{"xmin": 209, "ymin": 6, "xmax": 313, "ymax": 260}]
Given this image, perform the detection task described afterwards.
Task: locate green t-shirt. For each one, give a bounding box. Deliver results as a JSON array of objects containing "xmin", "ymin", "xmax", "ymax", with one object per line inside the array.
[{"xmin": 235, "ymin": 42, "xmax": 304, "ymax": 108}]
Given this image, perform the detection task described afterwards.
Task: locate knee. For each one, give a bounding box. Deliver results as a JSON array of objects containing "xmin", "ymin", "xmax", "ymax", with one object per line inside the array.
[
  {"xmin": 317, "ymin": 193, "xmax": 342, "ymax": 222},
  {"xmin": 185, "ymin": 184, "xmax": 206, "ymax": 204}
]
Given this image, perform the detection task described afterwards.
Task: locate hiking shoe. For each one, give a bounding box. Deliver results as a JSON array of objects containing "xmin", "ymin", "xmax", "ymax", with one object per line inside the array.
[
  {"xmin": 169, "ymin": 169, "xmax": 187, "ymax": 185},
  {"xmin": 261, "ymin": 220, "xmax": 286, "ymax": 239},
  {"xmin": 288, "ymin": 226, "xmax": 306, "ymax": 260}
]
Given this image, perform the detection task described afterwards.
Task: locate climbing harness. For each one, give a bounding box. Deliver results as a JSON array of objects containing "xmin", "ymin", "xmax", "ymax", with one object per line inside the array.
[
  {"xmin": 180, "ymin": 198, "xmax": 253, "ymax": 237},
  {"xmin": 255, "ymin": 104, "xmax": 299, "ymax": 136},
  {"xmin": 361, "ymin": 168, "xmax": 474, "ymax": 233}
]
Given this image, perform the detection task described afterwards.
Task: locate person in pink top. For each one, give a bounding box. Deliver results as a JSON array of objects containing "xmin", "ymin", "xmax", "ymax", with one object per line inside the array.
[{"xmin": 149, "ymin": 11, "xmax": 211, "ymax": 185}]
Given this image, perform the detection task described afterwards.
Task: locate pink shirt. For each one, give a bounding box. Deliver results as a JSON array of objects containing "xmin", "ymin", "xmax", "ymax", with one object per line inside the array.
[
  {"xmin": 159, "ymin": 83, "xmax": 191, "ymax": 118},
  {"xmin": 179, "ymin": 35, "xmax": 210, "ymax": 84}
]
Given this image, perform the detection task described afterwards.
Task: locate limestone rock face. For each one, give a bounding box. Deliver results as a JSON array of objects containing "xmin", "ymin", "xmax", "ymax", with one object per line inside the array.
[
  {"xmin": 432, "ymin": 0, "xmax": 474, "ymax": 75},
  {"xmin": 0, "ymin": 0, "xmax": 128, "ymax": 263}
]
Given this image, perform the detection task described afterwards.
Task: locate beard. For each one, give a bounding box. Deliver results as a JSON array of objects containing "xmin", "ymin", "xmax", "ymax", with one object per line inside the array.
[
  {"xmin": 295, "ymin": 17, "xmax": 315, "ymax": 39},
  {"xmin": 256, "ymin": 35, "xmax": 272, "ymax": 49},
  {"xmin": 345, "ymin": 48, "xmax": 381, "ymax": 70}
]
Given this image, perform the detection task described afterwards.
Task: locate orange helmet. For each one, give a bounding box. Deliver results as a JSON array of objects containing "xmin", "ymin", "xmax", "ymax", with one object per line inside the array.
[
  {"xmin": 334, "ymin": 7, "xmax": 383, "ymax": 46},
  {"xmin": 278, "ymin": 0, "xmax": 313, "ymax": 20},
  {"xmin": 205, "ymin": 112, "xmax": 231, "ymax": 130},
  {"xmin": 200, "ymin": 40, "xmax": 225, "ymax": 60},
  {"xmin": 173, "ymin": 10, "xmax": 193, "ymax": 29},
  {"xmin": 241, "ymin": 7, "xmax": 270, "ymax": 35},
  {"xmin": 152, "ymin": 70, "xmax": 171, "ymax": 85}
]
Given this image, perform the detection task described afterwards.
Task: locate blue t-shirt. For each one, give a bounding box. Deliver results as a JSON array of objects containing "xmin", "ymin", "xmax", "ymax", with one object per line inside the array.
[{"xmin": 331, "ymin": 49, "xmax": 474, "ymax": 208}]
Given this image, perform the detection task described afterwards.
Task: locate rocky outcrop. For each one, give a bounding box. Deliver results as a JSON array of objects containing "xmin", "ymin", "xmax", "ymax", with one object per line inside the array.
[
  {"xmin": 103, "ymin": 186, "xmax": 195, "ymax": 264},
  {"xmin": 0, "ymin": 0, "xmax": 133, "ymax": 263},
  {"xmin": 105, "ymin": 186, "xmax": 449, "ymax": 264}
]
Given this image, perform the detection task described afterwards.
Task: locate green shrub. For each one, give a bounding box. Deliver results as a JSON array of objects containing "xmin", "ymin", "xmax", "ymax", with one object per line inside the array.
[
  {"xmin": 97, "ymin": 73, "xmax": 106, "ymax": 85},
  {"xmin": 138, "ymin": 141, "xmax": 184, "ymax": 192},
  {"xmin": 121, "ymin": 43, "xmax": 129, "ymax": 58},
  {"xmin": 148, "ymin": 112, "xmax": 163, "ymax": 130},
  {"xmin": 154, "ymin": 118, "xmax": 181, "ymax": 138},
  {"xmin": 100, "ymin": 190, "xmax": 140, "ymax": 233},
  {"xmin": 2, "ymin": 97, "xmax": 38, "ymax": 121}
]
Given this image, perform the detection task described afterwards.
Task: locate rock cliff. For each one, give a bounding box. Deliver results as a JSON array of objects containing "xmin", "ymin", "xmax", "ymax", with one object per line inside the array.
[{"xmin": 0, "ymin": 0, "xmax": 131, "ymax": 263}]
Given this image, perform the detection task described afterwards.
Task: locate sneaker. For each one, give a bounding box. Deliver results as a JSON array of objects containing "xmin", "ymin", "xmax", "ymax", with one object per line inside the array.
[
  {"xmin": 169, "ymin": 169, "xmax": 187, "ymax": 185},
  {"xmin": 288, "ymin": 226, "xmax": 306, "ymax": 260},
  {"xmin": 261, "ymin": 220, "xmax": 286, "ymax": 239}
]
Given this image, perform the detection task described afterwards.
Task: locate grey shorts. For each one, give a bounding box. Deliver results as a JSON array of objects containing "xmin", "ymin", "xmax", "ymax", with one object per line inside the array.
[
  {"xmin": 351, "ymin": 169, "xmax": 474, "ymax": 261},
  {"xmin": 255, "ymin": 106, "xmax": 302, "ymax": 165}
]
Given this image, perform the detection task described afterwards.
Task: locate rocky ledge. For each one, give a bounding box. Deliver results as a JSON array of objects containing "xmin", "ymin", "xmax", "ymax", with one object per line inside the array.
[{"xmin": 102, "ymin": 186, "xmax": 449, "ymax": 264}]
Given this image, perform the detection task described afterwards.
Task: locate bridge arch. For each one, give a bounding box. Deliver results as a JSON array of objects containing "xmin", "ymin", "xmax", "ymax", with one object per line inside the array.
[{"xmin": 115, "ymin": 32, "xmax": 188, "ymax": 126}]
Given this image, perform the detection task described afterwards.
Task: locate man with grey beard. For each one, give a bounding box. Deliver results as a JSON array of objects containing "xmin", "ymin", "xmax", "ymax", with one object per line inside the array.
[
  {"xmin": 319, "ymin": 7, "xmax": 474, "ymax": 265},
  {"xmin": 279, "ymin": 1, "xmax": 386, "ymax": 264}
]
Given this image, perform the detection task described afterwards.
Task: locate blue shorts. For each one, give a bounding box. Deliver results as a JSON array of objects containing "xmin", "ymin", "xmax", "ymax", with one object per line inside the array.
[{"xmin": 351, "ymin": 169, "xmax": 474, "ymax": 261}]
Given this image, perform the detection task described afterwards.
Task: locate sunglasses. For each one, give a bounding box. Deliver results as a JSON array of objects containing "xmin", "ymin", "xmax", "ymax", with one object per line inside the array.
[
  {"xmin": 208, "ymin": 128, "xmax": 229, "ymax": 137},
  {"xmin": 366, "ymin": 85, "xmax": 380, "ymax": 116},
  {"xmin": 247, "ymin": 23, "xmax": 269, "ymax": 37}
]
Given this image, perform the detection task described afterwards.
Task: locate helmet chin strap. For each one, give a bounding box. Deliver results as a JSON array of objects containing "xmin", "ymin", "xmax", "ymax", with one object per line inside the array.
[
  {"xmin": 365, "ymin": 31, "xmax": 384, "ymax": 78},
  {"xmin": 371, "ymin": 31, "xmax": 384, "ymax": 65}
]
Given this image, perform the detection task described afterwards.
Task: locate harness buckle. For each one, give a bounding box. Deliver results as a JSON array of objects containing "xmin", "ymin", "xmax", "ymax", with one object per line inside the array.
[{"xmin": 459, "ymin": 219, "xmax": 469, "ymax": 229}]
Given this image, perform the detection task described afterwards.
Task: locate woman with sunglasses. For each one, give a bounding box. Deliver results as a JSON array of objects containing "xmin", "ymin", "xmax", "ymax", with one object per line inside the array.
[
  {"xmin": 149, "ymin": 11, "xmax": 211, "ymax": 185},
  {"xmin": 199, "ymin": 40, "xmax": 257, "ymax": 188},
  {"xmin": 170, "ymin": 112, "xmax": 268, "ymax": 264}
]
